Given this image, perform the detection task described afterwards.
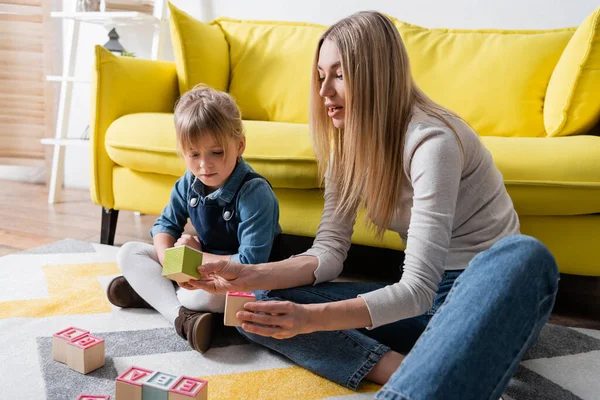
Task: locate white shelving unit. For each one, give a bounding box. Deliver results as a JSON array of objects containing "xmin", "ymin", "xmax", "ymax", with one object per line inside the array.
[
  {"xmin": 41, "ymin": 138, "xmax": 91, "ymax": 147},
  {"xmin": 43, "ymin": 0, "xmax": 167, "ymax": 204},
  {"xmin": 50, "ymin": 11, "xmax": 160, "ymax": 26},
  {"xmin": 46, "ymin": 76, "xmax": 90, "ymax": 83}
]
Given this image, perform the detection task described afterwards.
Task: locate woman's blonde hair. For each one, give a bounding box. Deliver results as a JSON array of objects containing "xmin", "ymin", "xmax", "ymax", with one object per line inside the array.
[
  {"xmin": 310, "ymin": 11, "xmax": 462, "ymax": 238},
  {"xmin": 174, "ymin": 84, "xmax": 244, "ymax": 159}
]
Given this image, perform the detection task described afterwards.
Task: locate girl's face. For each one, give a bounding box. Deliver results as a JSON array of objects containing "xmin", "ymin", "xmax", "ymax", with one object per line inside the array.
[
  {"xmin": 183, "ymin": 134, "xmax": 246, "ymax": 193},
  {"xmin": 318, "ymin": 39, "xmax": 346, "ymax": 129}
]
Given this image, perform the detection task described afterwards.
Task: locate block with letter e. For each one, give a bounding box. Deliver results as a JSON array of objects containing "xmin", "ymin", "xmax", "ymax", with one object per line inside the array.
[
  {"xmin": 169, "ymin": 376, "xmax": 208, "ymax": 400},
  {"xmin": 224, "ymin": 291, "xmax": 256, "ymax": 326},
  {"xmin": 162, "ymin": 245, "xmax": 203, "ymax": 282},
  {"xmin": 115, "ymin": 366, "xmax": 154, "ymax": 400},
  {"xmin": 52, "ymin": 326, "xmax": 89, "ymax": 364},
  {"xmin": 66, "ymin": 333, "xmax": 105, "ymax": 374}
]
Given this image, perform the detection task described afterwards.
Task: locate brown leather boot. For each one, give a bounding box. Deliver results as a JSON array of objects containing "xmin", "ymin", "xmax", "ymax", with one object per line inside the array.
[
  {"xmin": 106, "ymin": 276, "xmax": 152, "ymax": 309},
  {"xmin": 174, "ymin": 307, "xmax": 214, "ymax": 353}
]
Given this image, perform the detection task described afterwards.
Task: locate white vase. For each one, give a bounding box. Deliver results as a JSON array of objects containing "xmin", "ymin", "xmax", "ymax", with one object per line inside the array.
[{"xmin": 76, "ymin": 0, "xmax": 101, "ymax": 12}]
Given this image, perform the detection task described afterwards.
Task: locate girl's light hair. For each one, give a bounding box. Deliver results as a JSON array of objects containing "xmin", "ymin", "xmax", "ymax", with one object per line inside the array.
[
  {"xmin": 310, "ymin": 11, "xmax": 463, "ymax": 238},
  {"xmin": 174, "ymin": 84, "xmax": 244, "ymax": 159}
]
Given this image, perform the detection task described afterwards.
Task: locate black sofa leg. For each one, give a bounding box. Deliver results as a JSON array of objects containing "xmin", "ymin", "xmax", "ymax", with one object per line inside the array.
[{"xmin": 101, "ymin": 207, "xmax": 119, "ymax": 245}]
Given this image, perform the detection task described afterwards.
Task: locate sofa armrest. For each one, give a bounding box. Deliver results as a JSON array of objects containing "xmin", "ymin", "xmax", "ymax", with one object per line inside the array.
[{"xmin": 90, "ymin": 46, "xmax": 179, "ymax": 209}]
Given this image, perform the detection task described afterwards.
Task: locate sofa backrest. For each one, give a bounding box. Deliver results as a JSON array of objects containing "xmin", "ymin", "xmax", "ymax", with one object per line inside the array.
[{"xmin": 169, "ymin": 4, "xmax": 590, "ymax": 137}]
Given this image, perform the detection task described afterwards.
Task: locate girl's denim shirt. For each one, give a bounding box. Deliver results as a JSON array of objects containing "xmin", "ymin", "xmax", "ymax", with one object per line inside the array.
[{"xmin": 151, "ymin": 159, "xmax": 282, "ymax": 264}]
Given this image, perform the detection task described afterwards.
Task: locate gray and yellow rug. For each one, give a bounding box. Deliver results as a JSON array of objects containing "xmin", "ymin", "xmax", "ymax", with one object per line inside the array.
[{"xmin": 0, "ymin": 239, "xmax": 598, "ymax": 399}]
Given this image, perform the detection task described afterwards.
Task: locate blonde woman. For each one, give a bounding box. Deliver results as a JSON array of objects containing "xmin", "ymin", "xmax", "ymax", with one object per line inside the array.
[
  {"xmin": 108, "ymin": 85, "xmax": 282, "ymax": 353},
  {"xmin": 186, "ymin": 12, "xmax": 558, "ymax": 399}
]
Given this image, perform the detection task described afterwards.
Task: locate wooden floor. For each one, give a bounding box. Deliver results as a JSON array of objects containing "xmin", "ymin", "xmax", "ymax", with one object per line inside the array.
[
  {"xmin": 1, "ymin": 179, "xmax": 598, "ymax": 330},
  {"xmin": 0, "ymin": 180, "xmax": 157, "ymax": 256}
]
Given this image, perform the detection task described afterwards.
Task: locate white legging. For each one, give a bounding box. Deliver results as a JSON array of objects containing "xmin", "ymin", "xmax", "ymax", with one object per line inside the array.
[{"xmin": 117, "ymin": 241, "xmax": 226, "ymax": 324}]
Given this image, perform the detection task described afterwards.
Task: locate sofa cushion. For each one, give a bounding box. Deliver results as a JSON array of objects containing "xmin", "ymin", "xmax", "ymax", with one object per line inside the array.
[
  {"xmin": 544, "ymin": 7, "xmax": 600, "ymax": 137},
  {"xmin": 105, "ymin": 113, "xmax": 600, "ymax": 216},
  {"xmin": 482, "ymin": 135, "xmax": 600, "ymax": 215},
  {"xmin": 169, "ymin": 3, "xmax": 325, "ymax": 123},
  {"xmin": 217, "ymin": 18, "xmax": 326, "ymax": 124},
  {"xmin": 168, "ymin": 3, "xmax": 230, "ymax": 94},
  {"xmin": 105, "ymin": 113, "xmax": 319, "ymax": 189},
  {"xmin": 391, "ymin": 18, "xmax": 575, "ymax": 137}
]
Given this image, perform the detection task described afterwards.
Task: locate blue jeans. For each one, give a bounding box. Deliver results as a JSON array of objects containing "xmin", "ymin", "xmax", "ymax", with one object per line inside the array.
[{"xmin": 238, "ymin": 234, "xmax": 559, "ymax": 399}]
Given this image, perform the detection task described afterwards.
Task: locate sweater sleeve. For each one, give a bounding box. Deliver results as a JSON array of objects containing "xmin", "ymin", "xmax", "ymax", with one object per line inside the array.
[
  {"xmin": 297, "ymin": 171, "xmax": 357, "ymax": 284},
  {"xmin": 359, "ymin": 126, "xmax": 463, "ymax": 328}
]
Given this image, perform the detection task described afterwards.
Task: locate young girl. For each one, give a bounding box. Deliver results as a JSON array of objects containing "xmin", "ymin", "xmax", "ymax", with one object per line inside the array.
[
  {"xmin": 107, "ymin": 85, "xmax": 282, "ymax": 353},
  {"xmin": 185, "ymin": 11, "xmax": 558, "ymax": 399}
]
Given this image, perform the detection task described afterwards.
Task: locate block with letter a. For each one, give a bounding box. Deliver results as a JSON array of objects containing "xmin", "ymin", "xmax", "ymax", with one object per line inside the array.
[
  {"xmin": 115, "ymin": 366, "xmax": 154, "ymax": 400},
  {"xmin": 66, "ymin": 333, "xmax": 105, "ymax": 374},
  {"xmin": 52, "ymin": 326, "xmax": 89, "ymax": 364}
]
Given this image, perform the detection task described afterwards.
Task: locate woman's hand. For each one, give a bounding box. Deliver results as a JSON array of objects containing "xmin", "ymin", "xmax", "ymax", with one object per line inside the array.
[
  {"xmin": 237, "ymin": 301, "xmax": 315, "ymax": 339},
  {"xmin": 174, "ymin": 234, "xmax": 202, "ymax": 251},
  {"xmin": 182, "ymin": 259, "xmax": 249, "ymax": 294}
]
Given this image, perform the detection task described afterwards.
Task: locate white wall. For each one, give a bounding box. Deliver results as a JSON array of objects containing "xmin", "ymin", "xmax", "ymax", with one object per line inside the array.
[{"xmin": 61, "ymin": 0, "xmax": 599, "ymax": 188}]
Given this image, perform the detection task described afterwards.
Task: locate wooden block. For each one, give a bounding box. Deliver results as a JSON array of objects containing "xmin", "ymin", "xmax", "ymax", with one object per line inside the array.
[
  {"xmin": 52, "ymin": 326, "xmax": 89, "ymax": 364},
  {"xmin": 162, "ymin": 245, "xmax": 203, "ymax": 282},
  {"xmin": 142, "ymin": 371, "xmax": 179, "ymax": 400},
  {"xmin": 77, "ymin": 395, "xmax": 110, "ymax": 400},
  {"xmin": 224, "ymin": 291, "xmax": 256, "ymax": 327},
  {"xmin": 66, "ymin": 333, "xmax": 105, "ymax": 374},
  {"xmin": 168, "ymin": 376, "xmax": 208, "ymax": 400},
  {"xmin": 115, "ymin": 366, "xmax": 154, "ymax": 400}
]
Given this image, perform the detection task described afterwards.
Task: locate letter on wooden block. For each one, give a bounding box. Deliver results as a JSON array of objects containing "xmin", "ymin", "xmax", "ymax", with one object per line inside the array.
[
  {"xmin": 162, "ymin": 245, "xmax": 203, "ymax": 282},
  {"xmin": 168, "ymin": 376, "xmax": 208, "ymax": 400},
  {"xmin": 224, "ymin": 291, "xmax": 256, "ymax": 327},
  {"xmin": 76, "ymin": 395, "xmax": 110, "ymax": 400},
  {"xmin": 66, "ymin": 333, "xmax": 105, "ymax": 374},
  {"xmin": 115, "ymin": 366, "xmax": 154, "ymax": 400},
  {"xmin": 52, "ymin": 326, "xmax": 89, "ymax": 364},
  {"xmin": 142, "ymin": 371, "xmax": 179, "ymax": 400}
]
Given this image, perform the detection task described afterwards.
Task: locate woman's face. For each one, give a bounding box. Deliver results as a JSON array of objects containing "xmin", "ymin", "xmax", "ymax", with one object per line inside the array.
[{"xmin": 317, "ymin": 39, "xmax": 346, "ymax": 129}]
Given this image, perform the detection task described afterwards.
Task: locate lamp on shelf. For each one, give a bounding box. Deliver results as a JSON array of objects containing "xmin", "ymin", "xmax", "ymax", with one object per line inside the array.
[{"xmin": 103, "ymin": 28, "xmax": 126, "ymax": 55}]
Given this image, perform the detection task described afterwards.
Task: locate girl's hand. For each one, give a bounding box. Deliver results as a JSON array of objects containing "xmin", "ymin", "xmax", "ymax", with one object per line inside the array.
[
  {"xmin": 175, "ymin": 234, "xmax": 202, "ymax": 252},
  {"xmin": 184, "ymin": 259, "xmax": 249, "ymax": 294},
  {"xmin": 237, "ymin": 301, "xmax": 314, "ymax": 339}
]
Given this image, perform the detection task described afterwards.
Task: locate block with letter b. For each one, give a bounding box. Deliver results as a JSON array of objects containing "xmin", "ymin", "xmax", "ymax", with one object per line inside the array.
[
  {"xmin": 52, "ymin": 326, "xmax": 89, "ymax": 364},
  {"xmin": 169, "ymin": 376, "xmax": 208, "ymax": 400},
  {"xmin": 143, "ymin": 371, "xmax": 179, "ymax": 400},
  {"xmin": 66, "ymin": 333, "xmax": 105, "ymax": 374},
  {"xmin": 224, "ymin": 291, "xmax": 256, "ymax": 327},
  {"xmin": 162, "ymin": 245, "xmax": 203, "ymax": 282},
  {"xmin": 115, "ymin": 366, "xmax": 154, "ymax": 400}
]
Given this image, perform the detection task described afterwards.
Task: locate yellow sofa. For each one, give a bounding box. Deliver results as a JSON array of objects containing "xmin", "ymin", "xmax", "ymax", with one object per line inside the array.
[{"xmin": 91, "ymin": 4, "xmax": 600, "ymax": 277}]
